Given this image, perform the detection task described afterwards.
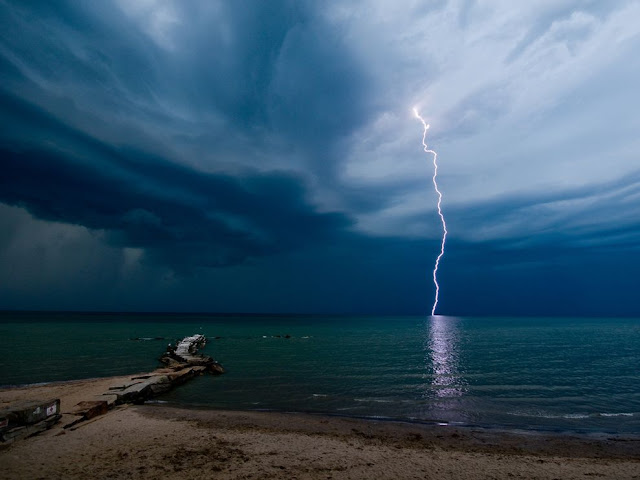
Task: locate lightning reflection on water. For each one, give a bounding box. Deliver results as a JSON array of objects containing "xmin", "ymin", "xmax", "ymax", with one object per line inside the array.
[{"xmin": 425, "ymin": 315, "xmax": 466, "ymax": 398}]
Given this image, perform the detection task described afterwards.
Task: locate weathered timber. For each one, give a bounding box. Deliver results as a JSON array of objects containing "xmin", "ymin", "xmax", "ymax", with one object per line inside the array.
[
  {"xmin": 1, "ymin": 414, "xmax": 62, "ymax": 443},
  {"xmin": 0, "ymin": 399, "xmax": 60, "ymax": 430},
  {"xmin": 0, "ymin": 399, "xmax": 61, "ymax": 443}
]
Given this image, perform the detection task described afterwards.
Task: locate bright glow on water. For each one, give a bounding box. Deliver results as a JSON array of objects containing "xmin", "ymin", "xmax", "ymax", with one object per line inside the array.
[
  {"xmin": 2, "ymin": 313, "xmax": 639, "ymax": 434},
  {"xmin": 426, "ymin": 316, "xmax": 466, "ymax": 398}
]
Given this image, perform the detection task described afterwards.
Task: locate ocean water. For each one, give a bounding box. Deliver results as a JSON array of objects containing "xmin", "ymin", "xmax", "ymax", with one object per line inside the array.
[{"xmin": 1, "ymin": 312, "xmax": 639, "ymax": 434}]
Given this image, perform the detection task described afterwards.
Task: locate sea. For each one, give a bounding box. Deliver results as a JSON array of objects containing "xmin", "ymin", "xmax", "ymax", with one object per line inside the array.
[{"xmin": 1, "ymin": 312, "xmax": 639, "ymax": 434}]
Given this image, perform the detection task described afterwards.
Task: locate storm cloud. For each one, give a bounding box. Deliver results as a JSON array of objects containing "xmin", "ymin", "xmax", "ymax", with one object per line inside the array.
[
  {"xmin": 0, "ymin": 92, "xmax": 353, "ymax": 271},
  {"xmin": 1, "ymin": 0, "xmax": 640, "ymax": 315}
]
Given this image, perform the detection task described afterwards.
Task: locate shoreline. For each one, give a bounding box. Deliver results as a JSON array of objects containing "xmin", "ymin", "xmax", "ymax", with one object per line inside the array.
[
  {"xmin": 2, "ymin": 376, "xmax": 640, "ymax": 479},
  {"xmin": 0, "ymin": 375, "xmax": 149, "ymax": 390},
  {"xmin": 141, "ymin": 405, "xmax": 640, "ymax": 460},
  {"xmin": 151, "ymin": 401, "xmax": 640, "ymax": 441},
  {"xmin": 2, "ymin": 374, "xmax": 639, "ymax": 440}
]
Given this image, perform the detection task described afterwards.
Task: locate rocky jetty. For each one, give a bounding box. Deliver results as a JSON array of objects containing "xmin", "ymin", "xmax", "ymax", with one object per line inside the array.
[
  {"xmin": 65, "ymin": 334, "xmax": 224, "ymax": 428},
  {"xmin": 160, "ymin": 334, "xmax": 224, "ymax": 372},
  {"xmin": 1, "ymin": 334, "xmax": 225, "ymax": 440}
]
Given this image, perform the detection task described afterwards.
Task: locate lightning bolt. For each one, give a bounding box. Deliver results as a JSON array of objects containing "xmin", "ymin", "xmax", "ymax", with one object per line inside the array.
[{"xmin": 413, "ymin": 107, "xmax": 448, "ymax": 316}]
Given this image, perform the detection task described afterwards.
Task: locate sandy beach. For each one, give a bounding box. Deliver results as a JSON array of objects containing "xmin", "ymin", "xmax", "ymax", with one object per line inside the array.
[{"xmin": 1, "ymin": 377, "xmax": 639, "ymax": 479}]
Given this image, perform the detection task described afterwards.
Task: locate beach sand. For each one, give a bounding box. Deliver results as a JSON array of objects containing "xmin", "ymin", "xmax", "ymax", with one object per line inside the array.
[{"xmin": 1, "ymin": 377, "xmax": 639, "ymax": 479}]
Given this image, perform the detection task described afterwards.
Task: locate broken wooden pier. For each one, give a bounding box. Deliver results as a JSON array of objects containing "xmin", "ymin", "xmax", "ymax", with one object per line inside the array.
[
  {"xmin": 1, "ymin": 334, "xmax": 224, "ymax": 442},
  {"xmin": 0, "ymin": 399, "xmax": 61, "ymax": 444}
]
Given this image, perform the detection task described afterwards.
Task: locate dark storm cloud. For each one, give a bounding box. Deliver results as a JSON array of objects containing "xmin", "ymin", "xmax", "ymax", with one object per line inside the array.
[
  {"xmin": 437, "ymin": 236, "xmax": 640, "ymax": 317},
  {"xmin": 170, "ymin": 2, "xmax": 371, "ymax": 145},
  {"xmin": 0, "ymin": 92, "xmax": 352, "ymax": 270},
  {"xmin": 0, "ymin": 0, "xmax": 372, "ymax": 174},
  {"xmin": 441, "ymin": 170, "xmax": 640, "ymax": 248},
  {"xmin": 0, "ymin": 0, "xmax": 372, "ymax": 271},
  {"xmin": 0, "ymin": 1, "xmax": 161, "ymax": 108},
  {"xmin": 2, "ymin": 0, "xmax": 640, "ymax": 315}
]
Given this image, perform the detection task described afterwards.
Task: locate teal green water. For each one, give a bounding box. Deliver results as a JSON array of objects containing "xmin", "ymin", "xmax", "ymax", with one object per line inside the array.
[{"xmin": 1, "ymin": 312, "xmax": 639, "ymax": 433}]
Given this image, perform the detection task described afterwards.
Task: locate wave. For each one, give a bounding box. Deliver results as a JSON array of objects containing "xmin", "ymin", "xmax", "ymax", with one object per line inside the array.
[
  {"xmin": 354, "ymin": 398, "xmax": 394, "ymax": 403},
  {"xmin": 508, "ymin": 411, "xmax": 635, "ymax": 420}
]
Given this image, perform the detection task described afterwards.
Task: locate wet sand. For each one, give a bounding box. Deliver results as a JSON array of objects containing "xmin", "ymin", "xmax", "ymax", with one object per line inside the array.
[{"xmin": 1, "ymin": 377, "xmax": 639, "ymax": 479}]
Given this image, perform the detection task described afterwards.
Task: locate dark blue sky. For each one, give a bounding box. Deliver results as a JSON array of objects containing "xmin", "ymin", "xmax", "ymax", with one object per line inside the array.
[{"xmin": 1, "ymin": 1, "xmax": 640, "ymax": 315}]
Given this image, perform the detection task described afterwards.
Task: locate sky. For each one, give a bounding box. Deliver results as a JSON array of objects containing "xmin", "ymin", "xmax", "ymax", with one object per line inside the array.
[{"xmin": 1, "ymin": 0, "xmax": 640, "ymax": 316}]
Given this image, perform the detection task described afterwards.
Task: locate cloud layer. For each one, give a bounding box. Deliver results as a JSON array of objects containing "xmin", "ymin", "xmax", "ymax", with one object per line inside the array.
[{"xmin": 1, "ymin": 0, "xmax": 640, "ymax": 314}]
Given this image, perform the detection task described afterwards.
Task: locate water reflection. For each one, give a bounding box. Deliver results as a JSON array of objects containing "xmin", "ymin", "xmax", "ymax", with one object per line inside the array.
[{"xmin": 425, "ymin": 315, "xmax": 466, "ymax": 398}]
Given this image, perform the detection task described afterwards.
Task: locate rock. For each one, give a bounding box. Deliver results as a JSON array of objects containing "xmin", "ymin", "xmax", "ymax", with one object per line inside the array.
[
  {"xmin": 96, "ymin": 394, "xmax": 119, "ymax": 407},
  {"xmin": 116, "ymin": 378, "xmax": 157, "ymax": 404},
  {"xmin": 209, "ymin": 362, "xmax": 225, "ymax": 374},
  {"xmin": 108, "ymin": 381, "xmax": 143, "ymax": 391},
  {"xmin": 160, "ymin": 334, "xmax": 217, "ymax": 367},
  {"xmin": 147, "ymin": 375, "xmax": 172, "ymax": 395},
  {"xmin": 70, "ymin": 401, "xmax": 109, "ymax": 420},
  {"xmin": 0, "ymin": 399, "xmax": 60, "ymax": 430},
  {"xmin": 159, "ymin": 356, "xmax": 183, "ymax": 368},
  {"xmin": 1, "ymin": 425, "xmax": 26, "ymax": 443},
  {"xmin": 1, "ymin": 414, "xmax": 61, "ymax": 443},
  {"xmin": 167, "ymin": 367, "xmax": 195, "ymax": 382}
]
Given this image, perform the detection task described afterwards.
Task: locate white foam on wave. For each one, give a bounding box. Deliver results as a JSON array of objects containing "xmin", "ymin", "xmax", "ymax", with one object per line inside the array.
[
  {"xmin": 354, "ymin": 398, "xmax": 393, "ymax": 403},
  {"xmin": 507, "ymin": 411, "xmax": 589, "ymax": 419},
  {"xmin": 508, "ymin": 410, "xmax": 635, "ymax": 420}
]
